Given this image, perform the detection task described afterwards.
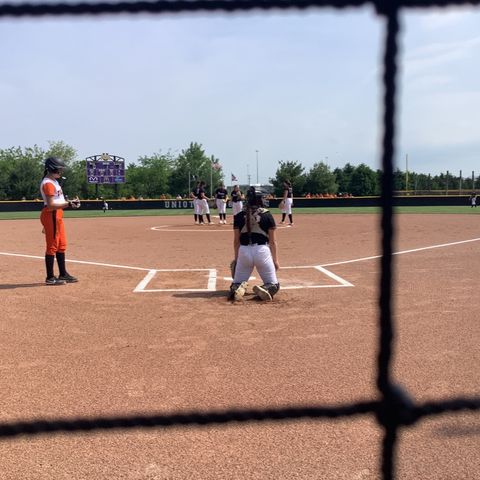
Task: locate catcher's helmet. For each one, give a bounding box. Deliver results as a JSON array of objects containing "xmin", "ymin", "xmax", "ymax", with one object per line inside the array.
[
  {"xmin": 246, "ymin": 186, "xmax": 267, "ymax": 207},
  {"xmin": 44, "ymin": 157, "xmax": 66, "ymax": 173}
]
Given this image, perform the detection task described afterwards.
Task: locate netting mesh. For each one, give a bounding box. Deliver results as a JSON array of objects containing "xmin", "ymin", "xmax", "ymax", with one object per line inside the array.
[{"xmin": 1, "ymin": 1, "xmax": 479, "ymax": 479}]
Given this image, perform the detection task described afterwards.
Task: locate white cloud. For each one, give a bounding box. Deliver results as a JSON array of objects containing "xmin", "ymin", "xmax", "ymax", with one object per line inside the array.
[
  {"xmin": 418, "ymin": 9, "xmax": 473, "ymax": 31},
  {"xmin": 403, "ymin": 36, "xmax": 480, "ymax": 78},
  {"xmin": 401, "ymin": 91, "xmax": 480, "ymax": 148}
]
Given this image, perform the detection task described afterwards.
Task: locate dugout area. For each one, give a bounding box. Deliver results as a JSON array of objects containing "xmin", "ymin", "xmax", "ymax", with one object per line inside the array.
[{"xmin": 0, "ymin": 213, "xmax": 479, "ymax": 479}]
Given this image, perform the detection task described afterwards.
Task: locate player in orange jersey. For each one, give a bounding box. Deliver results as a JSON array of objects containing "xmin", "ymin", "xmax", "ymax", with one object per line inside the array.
[{"xmin": 40, "ymin": 157, "xmax": 80, "ymax": 285}]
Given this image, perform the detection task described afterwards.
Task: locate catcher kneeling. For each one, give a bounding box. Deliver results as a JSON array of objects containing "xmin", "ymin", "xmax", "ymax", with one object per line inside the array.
[{"xmin": 229, "ymin": 186, "xmax": 280, "ymax": 302}]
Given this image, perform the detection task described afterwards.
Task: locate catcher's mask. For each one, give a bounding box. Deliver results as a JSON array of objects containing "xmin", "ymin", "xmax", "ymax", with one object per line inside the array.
[
  {"xmin": 45, "ymin": 157, "xmax": 66, "ymax": 174},
  {"xmin": 246, "ymin": 186, "xmax": 268, "ymax": 208}
]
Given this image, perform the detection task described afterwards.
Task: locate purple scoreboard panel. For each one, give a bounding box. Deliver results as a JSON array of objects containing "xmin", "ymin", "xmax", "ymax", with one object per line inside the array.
[{"xmin": 86, "ymin": 154, "xmax": 126, "ymax": 184}]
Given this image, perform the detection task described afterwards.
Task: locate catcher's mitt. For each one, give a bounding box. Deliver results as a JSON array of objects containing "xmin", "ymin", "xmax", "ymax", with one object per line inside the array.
[{"xmin": 230, "ymin": 259, "xmax": 237, "ymax": 278}]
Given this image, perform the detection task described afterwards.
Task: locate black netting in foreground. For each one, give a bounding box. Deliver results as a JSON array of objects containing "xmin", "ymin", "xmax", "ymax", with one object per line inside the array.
[{"xmin": 1, "ymin": 2, "xmax": 479, "ymax": 479}]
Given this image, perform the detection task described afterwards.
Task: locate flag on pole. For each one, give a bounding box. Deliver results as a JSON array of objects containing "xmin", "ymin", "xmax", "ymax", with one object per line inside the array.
[
  {"xmin": 231, "ymin": 173, "xmax": 238, "ymax": 182},
  {"xmin": 212, "ymin": 160, "xmax": 222, "ymax": 171}
]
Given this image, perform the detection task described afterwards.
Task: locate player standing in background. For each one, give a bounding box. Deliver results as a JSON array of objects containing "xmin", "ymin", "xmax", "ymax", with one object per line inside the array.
[
  {"xmin": 230, "ymin": 185, "xmax": 244, "ymax": 217},
  {"xmin": 40, "ymin": 157, "xmax": 79, "ymax": 285},
  {"xmin": 229, "ymin": 187, "xmax": 280, "ymax": 302},
  {"xmin": 280, "ymin": 179, "xmax": 294, "ymax": 226},
  {"xmin": 215, "ymin": 183, "xmax": 229, "ymax": 224},
  {"xmin": 191, "ymin": 181, "xmax": 202, "ymax": 224},
  {"xmin": 198, "ymin": 180, "xmax": 212, "ymax": 225},
  {"xmin": 470, "ymin": 192, "xmax": 477, "ymax": 208}
]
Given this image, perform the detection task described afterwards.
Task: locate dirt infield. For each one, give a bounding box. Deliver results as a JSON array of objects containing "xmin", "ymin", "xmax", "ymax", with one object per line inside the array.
[{"xmin": 1, "ymin": 213, "xmax": 479, "ymax": 479}]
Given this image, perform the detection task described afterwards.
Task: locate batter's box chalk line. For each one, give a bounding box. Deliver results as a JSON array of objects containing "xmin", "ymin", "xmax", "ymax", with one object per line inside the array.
[{"xmin": 133, "ymin": 265, "xmax": 353, "ymax": 293}]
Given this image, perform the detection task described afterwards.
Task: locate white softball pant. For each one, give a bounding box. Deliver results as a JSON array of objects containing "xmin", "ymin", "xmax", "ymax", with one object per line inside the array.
[
  {"xmin": 281, "ymin": 197, "xmax": 293, "ymax": 215},
  {"xmin": 232, "ymin": 201, "xmax": 243, "ymax": 216},
  {"xmin": 216, "ymin": 199, "xmax": 226, "ymax": 214},
  {"xmin": 233, "ymin": 244, "xmax": 278, "ymax": 285},
  {"xmin": 194, "ymin": 198, "xmax": 202, "ymax": 215},
  {"xmin": 200, "ymin": 198, "xmax": 210, "ymax": 215}
]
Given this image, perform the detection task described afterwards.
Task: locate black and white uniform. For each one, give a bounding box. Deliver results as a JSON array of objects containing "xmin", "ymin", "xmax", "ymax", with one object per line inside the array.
[
  {"xmin": 192, "ymin": 187, "xmax": 201, "ymax": 217},
  {"xmin": 231, "ymin": 190, "xmax": 243, "ymax": 216},
  {"xmin": 198, "ymin": 186, "xmax": 210, "ymax": 215},
  {"xmin": 281, "ymin": 186, "xmax": 293, "ymax": 215},
  {"xmin": 215, "ymin": 187, "xmax": 228, "ymax": 214},
  {"xmin": 233, "ymin": 207, "xmax": 278, "ymax": 285}
]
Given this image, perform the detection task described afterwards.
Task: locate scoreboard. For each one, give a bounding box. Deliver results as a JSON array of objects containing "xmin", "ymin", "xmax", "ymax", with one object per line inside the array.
[{"xmin": 86, "ymin": 153, "xmax": 125, "ymax": 184}]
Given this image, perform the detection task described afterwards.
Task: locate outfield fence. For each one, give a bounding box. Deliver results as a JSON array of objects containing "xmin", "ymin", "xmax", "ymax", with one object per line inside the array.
[
  {"xmin": 1, "ymin": 1, "xmax": 479, "ymax": 479},
  {"xmin": 0, "ymin": 195, "xmax": 476, "ymax": 212}
]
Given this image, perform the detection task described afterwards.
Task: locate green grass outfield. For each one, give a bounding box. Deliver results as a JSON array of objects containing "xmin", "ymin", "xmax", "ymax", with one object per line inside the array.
[{"xmin": 1, "ymin": 206, "xmax": 479, "ymax": 220}]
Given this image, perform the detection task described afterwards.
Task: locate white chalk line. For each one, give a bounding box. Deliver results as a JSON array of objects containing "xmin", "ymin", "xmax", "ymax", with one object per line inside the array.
[
  {"xmin": 2, "ymin": 236, "xmax": 479, "ymax": 292},
  {"xmin": 133, "ymin": 269, "xmax": 157, "ymax": 292},
  {"xmin": 0, "ymin": 252, "xmax": 150, "ymax": 271},
  {"xmin": 319, "ymin": 237, "xmax": 480, "ymax": 268},
  {"xmin": 134, "ymin": 268, "xmax": 218, "ymax": 293},
  {"xmin": 315, "ymin": 265, "xmax": 354, "ymax": 287}
]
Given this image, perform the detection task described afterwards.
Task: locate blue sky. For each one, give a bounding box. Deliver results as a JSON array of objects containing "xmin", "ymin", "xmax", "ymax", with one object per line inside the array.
[{"xmin": 1, "ymin": 5, "xmax": 479, "ymax": 184}]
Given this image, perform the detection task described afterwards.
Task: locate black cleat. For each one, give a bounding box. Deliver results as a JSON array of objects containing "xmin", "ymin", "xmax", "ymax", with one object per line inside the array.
[
  {"xmin": 58, "ymin": 274, "xmax": 78, "ymax": 283},
  {"xmin": 46, "ymin": 277, "xmax": 66, "ymax": 286},
  {"xmin": 253, "ymin": 285, "xmax": 272, "ymax": 301}
]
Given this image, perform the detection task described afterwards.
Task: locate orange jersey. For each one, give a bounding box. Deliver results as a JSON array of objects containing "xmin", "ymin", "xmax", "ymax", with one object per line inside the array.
[
  {"xmin": 40, "ymin": 177, "xmax": 65, "ymax": 217},
  {"xmin": 40, "ymin": 177, "xmax": 67, "ymax": 254}
]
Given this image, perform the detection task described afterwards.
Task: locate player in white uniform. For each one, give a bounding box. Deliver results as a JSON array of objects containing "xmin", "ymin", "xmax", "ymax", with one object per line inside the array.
[
  {"xmin": 198, "ymin": 181, "xmax": 212, "ymax": 225},
  {"xmin": 470, "ymin": 192, "xmax": 477, "ymax": 208},
  {"xmin": 214, "ymin": 183, "xmax": 229, "ymax": 224},
  {"xmin": 280, "ymin": 180, "xmax": 294, "ymax": 226},
  {"xmin": 229, "ymin": 187, "xmax": 280, "ymax": 302},
  {"xmin": 191, "ymin": 182, "xmax": 202, "ymax": 224},
  {"xmin": 230, "ymin": 185, "xmax": 244, "ymax": 217}
]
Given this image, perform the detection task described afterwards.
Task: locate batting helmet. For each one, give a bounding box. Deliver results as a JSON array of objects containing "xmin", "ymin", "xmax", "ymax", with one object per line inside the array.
[{"xmin": 44, "ymin": 157, "xmax": 66, "ymax": 173}]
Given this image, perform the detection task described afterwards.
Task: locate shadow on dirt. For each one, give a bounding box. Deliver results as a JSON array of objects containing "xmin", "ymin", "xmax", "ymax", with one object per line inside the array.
[
  {"xmin": 0, "ymin": 283, "xmax": 46, "ymax": 290},
  {"xmin": 434, "ymin": 424, "xmax": 480, "ymax": 437},
  {"xmin": 172, "ymin": 291, "xmax": 228, "ymax": 299}
]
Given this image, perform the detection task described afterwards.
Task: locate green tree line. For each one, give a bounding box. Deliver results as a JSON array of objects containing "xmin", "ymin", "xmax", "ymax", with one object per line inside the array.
[
  {"xmin": 0, "ymin": 141, "xmax": 477, "ymax": 200},
  {"xmin": 0, "ymin": 141, "xmax": 223, "ymax": 201},
  {"xmin": 270, "ymin": 161, "xmax": 480, "ymax": 197}
]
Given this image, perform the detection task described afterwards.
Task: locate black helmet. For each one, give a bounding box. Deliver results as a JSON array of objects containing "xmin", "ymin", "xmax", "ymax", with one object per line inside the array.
[
  {"xmin": 246, "ymin": 186, "xmax": 266, "ymax": 207},
  {"xmin": 45, "ymin": 157, "xmax": 66, "ymax": 173}
]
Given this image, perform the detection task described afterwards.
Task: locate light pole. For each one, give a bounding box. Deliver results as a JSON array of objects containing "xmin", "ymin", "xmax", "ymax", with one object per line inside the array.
[
  {"xmin": 255, "ymin": 150, "xmax": 259, "ymax": 184},
  {"xmin": 405, "ymin": 154, "xmax": 409, "ymax": 192},
  {"xmin": 210, "ymin": 159, "xmax": 213, "ymax": 197},
  {"xmin": 247, "ymin": 164, "xmax": 251, "ymax": 186}
]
